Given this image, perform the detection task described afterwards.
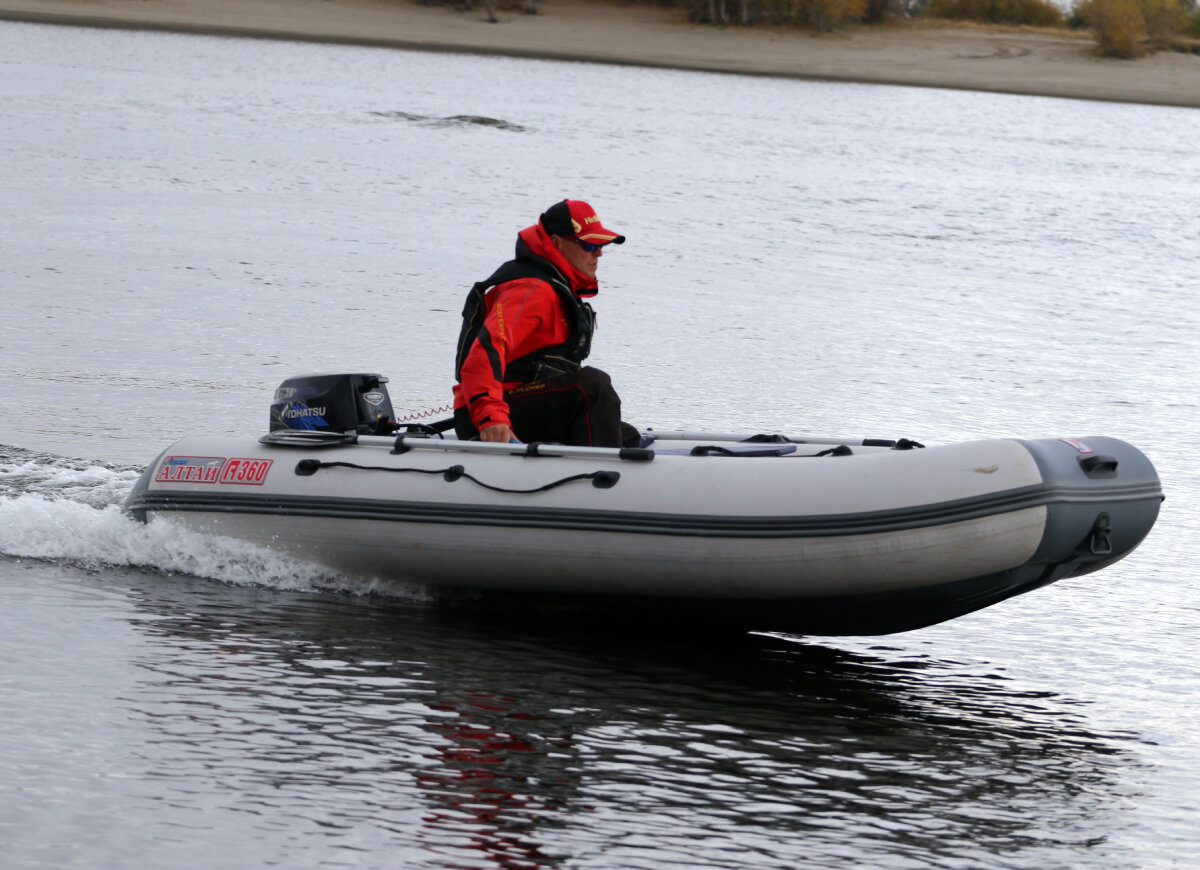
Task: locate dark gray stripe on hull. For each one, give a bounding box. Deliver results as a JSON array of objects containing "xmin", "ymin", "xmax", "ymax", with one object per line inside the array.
[{"xmin": 125, "ymin": 479, "xmax": 1163, "ymax": 539}]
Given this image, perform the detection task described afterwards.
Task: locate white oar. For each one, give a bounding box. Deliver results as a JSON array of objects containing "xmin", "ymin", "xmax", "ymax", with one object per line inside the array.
[{"xmin": 263, "ymin": 430, "xmax": 655, "ymax": 462}]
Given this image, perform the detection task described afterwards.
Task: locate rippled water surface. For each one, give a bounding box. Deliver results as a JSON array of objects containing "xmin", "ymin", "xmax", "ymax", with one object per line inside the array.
[{"xmin": 2, "ymin": 19, "xmax": 1198, "ymax": 870}]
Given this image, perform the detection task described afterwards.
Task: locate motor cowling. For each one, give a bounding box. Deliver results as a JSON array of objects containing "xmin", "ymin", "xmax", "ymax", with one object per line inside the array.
[{"xmin": 269, "ymin": 373, "xmax": 394, "ymax": 434}]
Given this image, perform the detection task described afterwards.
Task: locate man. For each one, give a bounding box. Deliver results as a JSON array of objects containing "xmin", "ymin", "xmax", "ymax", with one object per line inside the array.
[{"xmin": 453, "ymin": 199, "xmax": 634, "ymax": 447}]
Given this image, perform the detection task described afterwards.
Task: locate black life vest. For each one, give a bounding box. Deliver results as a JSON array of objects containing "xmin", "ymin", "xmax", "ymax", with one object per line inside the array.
[{"xmin": 454, "ymin": 257, "xmax": 596, "ymax": 384}]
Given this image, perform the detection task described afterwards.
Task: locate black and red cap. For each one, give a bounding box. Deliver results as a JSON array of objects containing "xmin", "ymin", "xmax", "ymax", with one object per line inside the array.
[{"xmin": 540, "ymin": 200, "xmax": 625, "ymax": 246}]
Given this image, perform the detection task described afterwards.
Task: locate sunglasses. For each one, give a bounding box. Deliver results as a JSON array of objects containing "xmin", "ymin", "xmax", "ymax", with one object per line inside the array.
[{"xmin": 569, "ymin": 237, "xmax": 604, "ymax": 253}]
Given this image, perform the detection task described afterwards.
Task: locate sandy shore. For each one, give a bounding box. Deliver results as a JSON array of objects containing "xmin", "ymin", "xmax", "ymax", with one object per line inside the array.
[{"xmin": 3, "ymin": 0, "xmax": 1199, "ymax": 108}]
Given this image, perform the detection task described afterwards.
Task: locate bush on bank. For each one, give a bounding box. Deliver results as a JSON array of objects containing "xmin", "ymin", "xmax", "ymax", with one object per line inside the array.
[
  {"xmin": 1071, "ymin": 0, "xmax": 1198, "ymax": 57},
  {"xmin": 685, "ymin": 0, "xmax": 1200, "ymax": 55},
  {"xmin": 424, "ymin": 0, "xmax": 1200, "ymax": 56}
]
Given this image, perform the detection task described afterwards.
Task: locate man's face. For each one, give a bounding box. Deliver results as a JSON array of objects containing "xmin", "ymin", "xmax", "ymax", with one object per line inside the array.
[{"xmin": 554, "ymin": 235, "xmax": 602, "ymax": 279}]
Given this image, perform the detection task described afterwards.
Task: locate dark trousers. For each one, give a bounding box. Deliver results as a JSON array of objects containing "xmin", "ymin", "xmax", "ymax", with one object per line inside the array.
[{"xmin": 455, "ymin": 366, "xmax": 637, "ymax": 448}]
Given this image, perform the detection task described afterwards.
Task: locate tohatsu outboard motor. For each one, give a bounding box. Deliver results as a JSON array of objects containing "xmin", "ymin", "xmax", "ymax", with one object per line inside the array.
[{"xmin": 269, "ymin": 373, "xmax": 395, "ymax": 434}]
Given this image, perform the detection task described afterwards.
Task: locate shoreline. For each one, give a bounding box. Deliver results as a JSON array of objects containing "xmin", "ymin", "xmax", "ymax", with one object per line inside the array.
[{"xmin": 2, "ymin": 0, "xmax": 1200, "ymax": 108}]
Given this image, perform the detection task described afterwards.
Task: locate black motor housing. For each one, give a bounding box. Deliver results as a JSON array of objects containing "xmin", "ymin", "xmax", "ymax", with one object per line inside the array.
[{"xmin": 269, "ymin": 373, "xmax": 394, "ymax": 434}]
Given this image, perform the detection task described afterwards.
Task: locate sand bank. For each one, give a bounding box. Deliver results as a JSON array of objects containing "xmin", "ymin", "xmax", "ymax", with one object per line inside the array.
[{"xmin": 2, "ymin": 0, "xmax": 1199, "ymax": 108}]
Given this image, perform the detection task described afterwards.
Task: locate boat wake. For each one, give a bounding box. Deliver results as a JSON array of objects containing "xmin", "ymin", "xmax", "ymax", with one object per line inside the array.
[{"xmin": 0, "ymin": 444, "xmax": 427, "ymax": 600}]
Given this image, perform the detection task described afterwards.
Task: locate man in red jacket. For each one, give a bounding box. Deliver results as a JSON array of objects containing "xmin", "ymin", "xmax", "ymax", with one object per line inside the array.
[{"xmin": 452, "ymin": 199, "xmax": 634, "ymax": 447}]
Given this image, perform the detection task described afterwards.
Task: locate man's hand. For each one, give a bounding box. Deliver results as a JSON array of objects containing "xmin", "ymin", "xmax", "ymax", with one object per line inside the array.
[{"xmin": 479, "ymin": 424, "xmax": 519, "ymax": 443}]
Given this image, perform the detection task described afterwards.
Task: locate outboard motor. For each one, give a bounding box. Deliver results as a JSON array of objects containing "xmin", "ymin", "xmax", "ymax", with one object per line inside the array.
[{"xmin": 269, "ymin": 373, "xmax": 395, "ymax": 434}]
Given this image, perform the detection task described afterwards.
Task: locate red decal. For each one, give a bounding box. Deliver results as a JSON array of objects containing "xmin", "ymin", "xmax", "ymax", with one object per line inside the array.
[
  {"xmin": 155, "ymin": 456, "xmax": 226, "ymax": 484},
  {"xmin": 219, "ymin": 458, "xmax": 273, "ymax": 485},
  {"xmin": 1058, "ymin": 438, "xmax": 1094, "ymax": 455}
]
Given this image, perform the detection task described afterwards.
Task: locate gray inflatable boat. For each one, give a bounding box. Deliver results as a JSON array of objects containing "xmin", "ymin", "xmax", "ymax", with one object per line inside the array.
[{"xmin": 124, "ymin": 374, "xmax": 1164, "ymax": 636}]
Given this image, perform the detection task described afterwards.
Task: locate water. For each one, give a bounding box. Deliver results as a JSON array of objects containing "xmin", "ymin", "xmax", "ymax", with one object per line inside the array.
[{"xmin": 2, "ymin": 19, "xmax": 1198, "ymax": 869}]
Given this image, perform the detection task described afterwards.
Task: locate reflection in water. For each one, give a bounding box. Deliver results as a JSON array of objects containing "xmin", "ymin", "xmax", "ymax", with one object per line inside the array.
[
  {"xmin": 111, "ymin": 572, "xmax": 1135, "ymax": 869},
  {"xmin": 419, "ymin": 688, "xmax": 576, "ymax": 869}
]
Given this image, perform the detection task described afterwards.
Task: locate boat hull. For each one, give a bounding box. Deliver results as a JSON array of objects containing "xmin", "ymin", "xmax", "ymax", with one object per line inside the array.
[{"xmin": 124, "ymin": 432, "xmax": 1162, "ymax": 635}]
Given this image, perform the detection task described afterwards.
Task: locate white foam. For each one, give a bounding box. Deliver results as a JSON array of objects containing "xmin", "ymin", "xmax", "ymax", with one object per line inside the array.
[
  {"xmin": 0, "ymin": 491, "xmax": 334, "ymax": 588},
  {"xmin": 0, "ymin": 449, "xmax": 428, "ymax": 599},
  {"xmin": 0, "ymin": 455, "xmax": 139, "ymax": 508}
]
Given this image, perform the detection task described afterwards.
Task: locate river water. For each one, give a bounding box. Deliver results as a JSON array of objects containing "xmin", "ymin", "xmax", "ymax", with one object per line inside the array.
[{"xmin": 2, "ymin": 19, "xmax": 1198, "ymax": 870}]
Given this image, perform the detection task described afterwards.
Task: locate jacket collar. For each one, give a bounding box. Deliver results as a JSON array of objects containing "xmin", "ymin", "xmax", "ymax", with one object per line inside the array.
[{"xmin": 515, "ymin": 223, "xmax": 599, "ymax": 298}]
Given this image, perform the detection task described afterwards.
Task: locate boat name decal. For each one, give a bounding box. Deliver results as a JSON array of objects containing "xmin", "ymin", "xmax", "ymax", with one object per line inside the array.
[
  {"xmin": 1058, "ymin": 438, "xmax": 1095, "ymax": 455},
  {"xmin": 156, "ymin": 456, "xmax": 273, "ymax": 485},
  {"xmin": 156, "ymin": 456, "xmax": 226, "ymax": 484}
]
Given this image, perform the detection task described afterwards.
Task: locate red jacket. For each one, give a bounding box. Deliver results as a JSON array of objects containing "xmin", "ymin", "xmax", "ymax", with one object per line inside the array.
[{"xmin": 453, "ymin": 223, "xmax": 598, "ymax": 432}]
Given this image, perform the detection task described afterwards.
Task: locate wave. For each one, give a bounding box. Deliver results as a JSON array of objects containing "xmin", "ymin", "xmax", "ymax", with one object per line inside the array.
[{"xmin": 0, "ymin": 444, "xmax": 426, "ymax": 599}]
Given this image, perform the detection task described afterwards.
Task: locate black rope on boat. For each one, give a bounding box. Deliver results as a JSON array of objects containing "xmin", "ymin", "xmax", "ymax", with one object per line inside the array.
[
  {"xmin": 741, "ymin": 433, "xmax": 794, "ymax": 444},
  {"xmin": 444, "ymin": 465, "xmax": 620, "ymax": 492},
  {"xmin": 690, "ymin": 445, "xmax": 796, "ymax": 457},
  {"xmin": 815, "ymin": 445, "xmax": 854, "ymax": 457},
  {"xmin": 294, "ymin": 459, "xmax": 619, "ymax": 492}
]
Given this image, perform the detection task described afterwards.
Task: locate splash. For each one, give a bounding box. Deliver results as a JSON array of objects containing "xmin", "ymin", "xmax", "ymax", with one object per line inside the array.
[{"xmin": 0, "ymin": 444, "xmax": 427, "ymax": 599}]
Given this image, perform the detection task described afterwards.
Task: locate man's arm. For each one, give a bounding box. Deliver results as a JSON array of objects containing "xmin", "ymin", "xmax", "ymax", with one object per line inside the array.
[{"xmin": 458, "ymin": 279, "xmax": 557, "ymax": 438}]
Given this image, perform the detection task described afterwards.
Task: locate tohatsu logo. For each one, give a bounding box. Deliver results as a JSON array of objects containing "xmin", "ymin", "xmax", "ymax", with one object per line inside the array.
[{"xmin": 283, "ymin": 405, "xmax": 326, "ymax": 419}]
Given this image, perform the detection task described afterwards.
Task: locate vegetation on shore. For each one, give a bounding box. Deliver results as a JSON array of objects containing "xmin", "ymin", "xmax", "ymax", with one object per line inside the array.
[
  {"xmin": 433, "ymin": 0, "xmax": 1200, "ymax": 59},
  {"xmin": 921, "ymin": 0, "xmax": 1199, "ymax": 57}
]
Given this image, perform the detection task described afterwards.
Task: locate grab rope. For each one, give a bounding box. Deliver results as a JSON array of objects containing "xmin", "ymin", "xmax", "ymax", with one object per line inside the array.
[
  {"xmin": 684, "ymin": 444, "xmax": 853, "ymax": 457},
  {"xmin": 689, "ymin": 445, "xmax": 797, "ymax": 457},
  {"xmin": 814, "ymin": 445, "xmax": 853, "ymax": 457},
  {"xmin": 294, "ymin": 459, "xmax": 620, "ymax": 492},
  {"xmin": 743, "ymin": 433, "xmax": 925, "ymax": 451}
]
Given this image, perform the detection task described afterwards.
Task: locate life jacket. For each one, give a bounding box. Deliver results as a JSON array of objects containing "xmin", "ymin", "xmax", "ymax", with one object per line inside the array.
[{"xmin": 454, "ymin": 257, "xmax": 596, "ymax": 385}]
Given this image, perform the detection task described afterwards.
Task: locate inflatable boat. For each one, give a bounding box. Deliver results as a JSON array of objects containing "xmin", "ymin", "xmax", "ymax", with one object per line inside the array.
[{"xmin": 124, "ymin": 373, "xmax": 1163, "ymax": 635}]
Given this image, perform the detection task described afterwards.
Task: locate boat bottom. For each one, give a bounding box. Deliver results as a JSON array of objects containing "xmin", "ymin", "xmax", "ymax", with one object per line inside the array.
[{"xmin": 423, "ymin": 560, "xmax": 1077, "ymax": 637}]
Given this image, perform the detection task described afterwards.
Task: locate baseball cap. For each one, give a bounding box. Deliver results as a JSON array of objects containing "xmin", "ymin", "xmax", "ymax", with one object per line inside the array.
[{"xmin": 540, "ymin": 200, "xmax": 625, "ymax": 245}]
